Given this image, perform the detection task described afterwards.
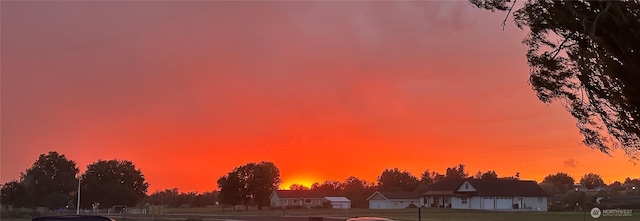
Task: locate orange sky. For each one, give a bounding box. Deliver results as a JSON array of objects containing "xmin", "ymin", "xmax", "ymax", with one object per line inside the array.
[{"xmin": 2, "ymin": 1, "xmax": 638, "ymax": 193}]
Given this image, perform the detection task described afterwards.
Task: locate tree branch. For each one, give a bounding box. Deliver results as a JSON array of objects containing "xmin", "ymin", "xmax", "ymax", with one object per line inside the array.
[{"xmin": 501, "ymin": 0, "xmax": 517, "ymax": 30}]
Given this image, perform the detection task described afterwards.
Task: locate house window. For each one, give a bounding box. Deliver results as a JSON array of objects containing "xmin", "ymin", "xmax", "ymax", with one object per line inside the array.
[
  {"xmin": 538, "ymin": 197, "xmax": 543, "ymax": 203},
  {"xmin": 293, "ymin": 199, "xmax": 298, "ymax": 204},
  {"xmin": 316, "ymin": 200, "xmax": 321, "ymax": 204},
  {"xmin": 305, "ymin": 199, "xmax": 312, "ymax": 204},
  {"xmin": 465, "ymin": 184, "xmax": 469, "ymax": 189},
  {"xmin": 284, "ymin": 200, "xmax": 288, "ymax": 205},
  {"xmin": 461, "ymin": 198, "xmax": 468, "ymax": 204}
]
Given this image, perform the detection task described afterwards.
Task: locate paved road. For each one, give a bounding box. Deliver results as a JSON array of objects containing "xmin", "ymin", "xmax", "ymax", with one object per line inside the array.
[{"xmin": 106, "ymin": 214, "xmax": 347, "ymax": 221}]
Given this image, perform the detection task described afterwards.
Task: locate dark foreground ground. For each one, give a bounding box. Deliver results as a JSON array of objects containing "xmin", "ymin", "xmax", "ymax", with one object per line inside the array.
[
  {"xmin": 106, "ymin": 214, "xmax": 346, "ymax": 221},
  {"xmin": 4, "ymin": 208, "xmax": 637, "ymax": 221}
]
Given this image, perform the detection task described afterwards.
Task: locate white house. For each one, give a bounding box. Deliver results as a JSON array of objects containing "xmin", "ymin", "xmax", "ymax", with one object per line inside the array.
[
  {"xmin": 324, "ymin": 197, "xmax": 351, "ymax": 209},
  {"xmin": 367, "ymin": 191, "xmax": 423, "ymax": 209},
  {"xmin": 424, "ymin": 179, "xmax": 549, "ymax": 211}
]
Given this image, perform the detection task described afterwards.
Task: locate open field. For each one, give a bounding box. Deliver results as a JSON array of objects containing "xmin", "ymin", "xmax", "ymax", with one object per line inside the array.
[{"xmin": 163, "ymin": 208, "xmax": 637, "ymax": 221}]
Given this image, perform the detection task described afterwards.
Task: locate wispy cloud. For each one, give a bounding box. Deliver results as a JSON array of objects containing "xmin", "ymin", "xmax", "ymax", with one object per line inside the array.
[{"xmin": 564, "ymin": 159, "xmax": 578, "ymax": 168}]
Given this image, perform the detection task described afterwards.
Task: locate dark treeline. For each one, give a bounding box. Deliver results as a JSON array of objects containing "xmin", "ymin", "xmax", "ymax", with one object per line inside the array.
[
  {"xmin": 3, "ymin": 152, "xmax": 639, "ymax": 211},
  {"xmin": 280, "ymin": 164, "xmax": 520, "ymax": 208},
  {"xmin": 1, "ymin": 151, "xmax": 149, "ymax": 210},
  {"xmin": 142, "ymin": 189, "xmax": 218, "ymax": 208}
]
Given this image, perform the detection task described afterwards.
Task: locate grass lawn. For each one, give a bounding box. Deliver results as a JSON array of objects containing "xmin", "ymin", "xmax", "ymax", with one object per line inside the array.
[{"xmin": 165, "ymin": 208, "xmax": 637, "ymax": 221}]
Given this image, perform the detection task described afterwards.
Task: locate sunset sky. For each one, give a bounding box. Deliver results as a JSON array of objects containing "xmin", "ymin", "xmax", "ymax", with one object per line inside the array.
[{"xmin": 2, "ymin": 1, "xmax": 638, "ymax": 193}]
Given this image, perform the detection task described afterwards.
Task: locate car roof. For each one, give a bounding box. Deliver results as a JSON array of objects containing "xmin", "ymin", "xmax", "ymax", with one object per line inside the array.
[
  {"xmin": 32, "ymin": 215, "xmax": 115, "ymax": 221},
  {"xmin": 346, "ymin": 217, "xmax": 394, "ymax": 221}
]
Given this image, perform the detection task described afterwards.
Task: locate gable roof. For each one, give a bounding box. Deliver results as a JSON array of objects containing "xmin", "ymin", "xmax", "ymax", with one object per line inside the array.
[
  {"xmin": 273, "ymin": 190, "xmax": 327, "ymax": 199},
  {"xmin": 426, "ymin": 178, "xmax": 465, "ymax": 191},
  {"xmin": 465, "ymin": 179, "xmax": 549, "ymax": 197},
  {"xmin": 422, "ymin": 178, "xmax": 465, "ymax": 196},
  {"xmin": 324, "ymin": 197, "xmax": 350, "ymax": 202},
  {"xmin": 369, "ymin": 191, "xmax": 421, "ymax": 200}
]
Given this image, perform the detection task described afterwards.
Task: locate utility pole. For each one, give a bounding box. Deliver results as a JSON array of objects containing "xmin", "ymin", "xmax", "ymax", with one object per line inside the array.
[{"xmin": 77, "ymin": 177, "xmax": 81, "ymax": 215}]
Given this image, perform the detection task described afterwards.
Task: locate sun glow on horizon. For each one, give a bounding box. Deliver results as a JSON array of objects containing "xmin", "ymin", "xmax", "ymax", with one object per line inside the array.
[{"xmin": 280, "ymin": 176, "xmax": 318, "ymax": 190}]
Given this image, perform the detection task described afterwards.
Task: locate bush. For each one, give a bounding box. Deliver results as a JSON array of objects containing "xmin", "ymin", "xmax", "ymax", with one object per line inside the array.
[
  {"xmin": 0, "ymin": 208, "xmax": 42, "ymax": 219},
  {"xmin": 548, "ymin": 203, "xmax": 570, "ymax": 212}
]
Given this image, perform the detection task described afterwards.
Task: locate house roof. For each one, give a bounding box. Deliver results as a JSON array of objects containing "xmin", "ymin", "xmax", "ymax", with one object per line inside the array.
[
  {"xmin": 370, "ymin": 191, "xmax": 421, "ymax": 200},
  {"xmin": 273, "ymin": 190, "xmax": 327, "ymax": 199},
  {"xmin": 423, "ymin": 190, "xmax": 456, "ymax": 196},
  {"xmin": 422, "ymin": 178, "xmax": 465, "ymax": 196},
  {"xmin": 324, "ymin": 197, "xmax": 350, "ymax": 202},
  {"xmin": 425, "ymin": 178, "xmax": 465, "ymax": 192},
  {"xmin": 465, "ymin": 179, "xmax": 549, "ymax": 197}
]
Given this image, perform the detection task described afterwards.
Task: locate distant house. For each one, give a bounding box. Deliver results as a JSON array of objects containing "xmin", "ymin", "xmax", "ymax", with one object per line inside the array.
[
  {"xmin": 324, "ymin": 197, "xmax": 351, "ymax": 209},
  {"xmin": 269, "ymin": 190, "xmax": 325, "ymax": 209},
  {"xmin": 573, "ymin": 183, "xmax": 608, "ymax": 194},
  {"xmin": 425, "ymin": 179, "xmax": 549, "ymax": 211},
  {"xmin": 269, "ymin": 190, "xmax": 350, "ymax": 209},
  {"xmin": 367, "ymin": 191, "xmax": 423, "ymax": 209}
]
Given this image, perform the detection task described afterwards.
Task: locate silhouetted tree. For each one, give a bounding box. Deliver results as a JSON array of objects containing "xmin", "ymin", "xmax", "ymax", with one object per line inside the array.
[
  {"xmin": 289, "ymin": 184, "xmax": 310, "ymax": 191},
  {"xmin": 470, "ymin": 0, "xmax": 640, "ymax": 159},
  {"xmin": 1, "ymin": 180, "xmax": 35, "ymax": 208},
  {"xmin": 194, "ymin": 191, "xmax": 218, "ymax": 207},
  {"xmin": 564, "ymin": 190, "xmax": 587, "ymax": 210},
  {"xmin": 501, "ymin": 172, "xmax": 521, "ymax": 180},
  {"xmin": 624, "ymin": 177, "xmax": 640, "ymax": 188},
  {"xmin": 608, "ymin": 181, "xmax": 625, "ymax": 192},
  {"xmin": 21, "ymin": 151, "xmax": 79, "ymax": 209},
  {"xmin": 80, "ymin": 159, "xmax": 149, "ymax": 208},
  {"xmin": 217, "ymin": 171, "xmax": 243, "ymax": 209},
  {"xmin": 311, "ymin": 180, "xmax": 342, "ymax": 196},
  {"xmin": 580, "ymin": 173, "xmax": 606, "ymax": 189},
  {"xmin": 377, "ymin": 168, "xmax": 419, "ymax": 191},
  {"xmin": 342, "ymin": 176, "xmax": 374, "ymax": 208},
  {"xmin": 414, "ymin": 170, "xmax": 439, "ymax": 193},
  {"xmin": 419, "ymin": 170, "xmax": 436, "ymax": 186},
  {"xmin": 474, "ymin": 170, "xmax": 499, "ymax": 180},
  {"xmin": 144, "ymin": 188, "xmax": 217, "ymax": 208},
  {"xmin": 543, "ymin": 172, "xmax": 575, "ymax": 193},
  {"xmin": 445, "ymin": 164, "xmax": 468, "ymax": 180},
  {"xmin": 240, "ymin": 162, "xmax": 280, "ymax": 210},
  {"xmin": 218, "ymin": 162, "xmax": 280, "ymax": 210},
  {"xmin": 145, "ymin": 188, "xmax": 180, "ymax": 207},
  {"xmin": 432, "ymin": 172, "xmax": 446, "ymax": 183}
]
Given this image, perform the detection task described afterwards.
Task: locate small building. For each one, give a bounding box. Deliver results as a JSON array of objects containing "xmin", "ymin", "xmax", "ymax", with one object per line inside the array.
[
  {"xmin": 367, "ymin": 191, "xmax": 423, "ymax": 209},
  {"xmin": 269, "ymin": 190, "xmax": 325, "ymax": 209},
  {"xmin": 324, "ymin": 197, "xmax": 351, "ymax": 209}
]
